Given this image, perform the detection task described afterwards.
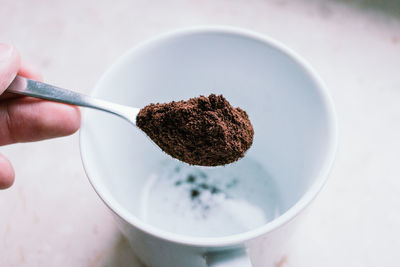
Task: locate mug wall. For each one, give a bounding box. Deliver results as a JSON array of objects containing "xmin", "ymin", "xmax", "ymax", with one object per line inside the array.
[
  {"xmin": 83, "ymin": 31, "xmax": 334, "ymax": 223},
  {"xmin": 114, "ymin": 209, "xmax": 302, "ymax": 267}
]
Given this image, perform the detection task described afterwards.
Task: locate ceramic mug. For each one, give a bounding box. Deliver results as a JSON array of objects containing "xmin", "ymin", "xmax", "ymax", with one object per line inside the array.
[{"xmin": 80, "ymin": 26, "xmax": 337, "ymax": 267}]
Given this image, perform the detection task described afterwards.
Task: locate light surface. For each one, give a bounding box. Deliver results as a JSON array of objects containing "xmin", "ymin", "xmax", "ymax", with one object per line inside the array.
[{"xmin": 1, "ymin": 0, "xmax": 399, "ymax": 266}]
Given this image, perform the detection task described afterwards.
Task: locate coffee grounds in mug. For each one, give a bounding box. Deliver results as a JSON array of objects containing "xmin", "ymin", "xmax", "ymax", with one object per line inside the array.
[
  {"xmin": 173, "ymin": 170, "xmax": 234, "ymax": 216},
  {"xmin": 136, "ymin": 94, "xmax": 254, "ymax": 166}
]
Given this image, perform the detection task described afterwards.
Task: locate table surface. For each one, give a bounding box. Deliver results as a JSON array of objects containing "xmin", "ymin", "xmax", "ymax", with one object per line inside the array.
[{"xmin": 1, "ymin": 0, "xmax": 399, "ymax": 266}]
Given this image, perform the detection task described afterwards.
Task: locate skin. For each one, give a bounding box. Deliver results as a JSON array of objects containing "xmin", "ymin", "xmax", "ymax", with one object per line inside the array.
[{"xmin": 0, "ymin": 43, "xmax": 81, "ymax": 189}]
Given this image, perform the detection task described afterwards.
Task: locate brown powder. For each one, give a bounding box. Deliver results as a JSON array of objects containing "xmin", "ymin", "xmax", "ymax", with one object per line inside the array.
[{"xmin": 136, "ymin": 94, "xmax": 254, "ymax": 166}]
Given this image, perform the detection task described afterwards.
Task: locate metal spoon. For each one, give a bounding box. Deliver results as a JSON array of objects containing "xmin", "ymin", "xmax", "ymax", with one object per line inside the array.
[
  {"xmin": 6, "ymin": 75, "xmax": 253, "ymax": 166},
  {"xmin": 6, "ymin": 75, "xmax": 140, "ymax": 125}
]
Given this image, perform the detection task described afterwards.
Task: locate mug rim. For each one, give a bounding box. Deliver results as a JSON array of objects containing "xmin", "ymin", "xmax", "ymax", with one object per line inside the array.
[{"xmin": 79, "ymin": 25, "xmax": 338, "ymax": 247}]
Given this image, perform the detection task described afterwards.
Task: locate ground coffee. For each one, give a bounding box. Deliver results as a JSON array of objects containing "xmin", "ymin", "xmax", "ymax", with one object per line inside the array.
[{"xmin": 136, "ymin": 94, "xmax": 254, "ymax": 166}]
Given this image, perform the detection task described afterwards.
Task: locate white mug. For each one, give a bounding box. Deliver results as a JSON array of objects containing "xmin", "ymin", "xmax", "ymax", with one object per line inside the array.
[{"xmin": 80, "ymin": 26, "xmax": 337, "ymax": 267}]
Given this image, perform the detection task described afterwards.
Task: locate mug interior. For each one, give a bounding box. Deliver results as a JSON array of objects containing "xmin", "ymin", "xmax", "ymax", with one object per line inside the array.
[{"xmin": 80, "ymin": 27, "xmax": 336, "ymax": 245}]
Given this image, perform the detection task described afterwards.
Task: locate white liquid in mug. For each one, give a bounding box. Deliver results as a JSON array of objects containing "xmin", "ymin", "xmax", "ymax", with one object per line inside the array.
[{"xmin": 140, "ymin": 158, "xmax": 282, "ymax": 237}]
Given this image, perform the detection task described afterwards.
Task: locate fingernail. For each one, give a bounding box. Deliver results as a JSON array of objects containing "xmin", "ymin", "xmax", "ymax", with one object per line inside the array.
[{"xmin": 0, "ymin": 43, "xmax": 14, "ymax": 62}]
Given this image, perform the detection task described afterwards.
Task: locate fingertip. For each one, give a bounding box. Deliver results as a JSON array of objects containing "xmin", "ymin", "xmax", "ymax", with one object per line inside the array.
[
  {"xmin": 61, "ymin": 104, "xmax": 81, "ymax": 135},
  {"xmin": 18, "ymin": 62, "xmax": 43, "ymax": 82},
  {"xmin": 37, "ymin": 101, "xmax": 81, "ymax": 137},
  {"xmin": 28, "ymin": 101, "xmax": 81, "ymax": 138},
  {"xmin": 0, "ymin": 43, "xmax": 21, "ymax": 93},
  {"xmin": 0, "ymin": 154, "xmax": 15, "ymax": 189}
]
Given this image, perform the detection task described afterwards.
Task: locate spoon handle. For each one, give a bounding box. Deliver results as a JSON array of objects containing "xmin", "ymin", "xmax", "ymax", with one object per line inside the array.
[{"xmin": 6, "ymin": 75, "xmax": 139, "ymax": 124}]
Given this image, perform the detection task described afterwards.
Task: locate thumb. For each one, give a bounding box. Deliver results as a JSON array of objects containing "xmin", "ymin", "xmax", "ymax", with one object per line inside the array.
[
  {"xmin": 0, "ymin": 154, "xmax": 15, "ymax": 189},
  {"xmin": 0, "ymin": 43, "xmax": 21, "ymax": 94}
]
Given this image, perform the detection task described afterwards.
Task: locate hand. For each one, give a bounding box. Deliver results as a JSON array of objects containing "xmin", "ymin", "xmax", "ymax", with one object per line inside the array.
[{"xmin": 0, "ymin": 43, "xmax": 81, "ymax": 189}]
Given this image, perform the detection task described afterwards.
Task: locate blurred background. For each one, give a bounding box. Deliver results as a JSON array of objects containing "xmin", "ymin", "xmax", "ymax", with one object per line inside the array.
[{"xmin": 1, "ymin": 0, "xmax": 399, "ymax": 266}]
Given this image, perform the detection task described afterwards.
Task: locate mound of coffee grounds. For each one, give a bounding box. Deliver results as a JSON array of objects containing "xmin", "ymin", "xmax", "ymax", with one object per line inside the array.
[{"xmin": 136, "ymin": 94, "xmax": 254, "ymax": 166}]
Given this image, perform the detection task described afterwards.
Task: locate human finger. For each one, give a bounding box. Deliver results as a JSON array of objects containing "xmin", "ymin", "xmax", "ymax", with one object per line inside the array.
[
  {"xmin": 0, "ymin": 153, "xmax": 15, "ymax": 189},
  {"xmin": 0, "ymin": 97, "xmax": 81, "ymax": 145},
  {"xmin": 0, "ymin": 43, "xmax": 20, "ymax": 94}
]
